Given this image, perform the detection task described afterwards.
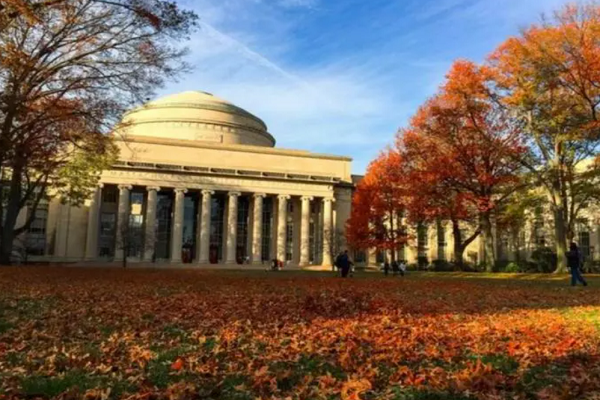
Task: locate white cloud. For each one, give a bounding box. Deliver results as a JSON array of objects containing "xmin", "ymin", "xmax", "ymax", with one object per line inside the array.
[
  {"xmin": 162, "ymin": 0, "xmax": 575, "ymax": 173},
  {"xmin": 277, "ymin": 0, "xmax": 318, "ymax": 8}
]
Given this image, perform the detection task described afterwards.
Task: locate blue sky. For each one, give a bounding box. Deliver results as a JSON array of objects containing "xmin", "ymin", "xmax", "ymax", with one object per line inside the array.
[{"xmin": 161, "ymin": 0, "xmax": 568, "ymax": 174}]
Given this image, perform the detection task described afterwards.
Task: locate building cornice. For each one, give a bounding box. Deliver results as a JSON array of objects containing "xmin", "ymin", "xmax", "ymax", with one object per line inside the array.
[
  {"xmin": 110, "ymin": 160, "xmax": 354, "ymax": 187},
  {"xmin": 115, "ymin": 135, "xmax": 353, "ymax": 162}
]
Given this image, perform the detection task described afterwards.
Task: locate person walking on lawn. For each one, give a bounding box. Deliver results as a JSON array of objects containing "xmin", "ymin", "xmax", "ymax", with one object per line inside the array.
[
  {"xmin": 567, "ymin": 242, "xmax": 588, "ymax": 287},
  {"xmin": 336, "ymin": 250, "xmax": 352, "ymax": 278}
]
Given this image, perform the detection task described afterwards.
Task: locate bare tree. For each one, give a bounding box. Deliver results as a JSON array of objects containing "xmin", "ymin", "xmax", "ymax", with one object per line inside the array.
[{"xmin": 115, "ymin": 218, "xmax": 155, "ymax": 269}]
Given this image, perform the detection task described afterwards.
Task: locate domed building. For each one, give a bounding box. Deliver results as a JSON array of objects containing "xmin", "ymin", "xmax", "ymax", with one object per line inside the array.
[{"xmin": 36, "ymin": 91, "xmax": 356, "ymax": 267}]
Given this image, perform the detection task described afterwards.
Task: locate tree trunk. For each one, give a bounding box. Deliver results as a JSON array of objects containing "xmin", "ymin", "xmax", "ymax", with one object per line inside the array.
[
  {"xmin": 451, "ymin": 220, "xmax": 464, "ymax": 270},
  {"xmin": 512, "ymin": 229, "xmax": 521, "ymax": 263},
  {"xmin": 0, "ymin": 163, "xmax": 23, "ymax": 265},
  {"xmin": 480, "ymin": 213, "xmax": 496, "ymax": 271},
  {"xmin": 553, "ymin": 205, "xmax": 568, "ymax": 273}
]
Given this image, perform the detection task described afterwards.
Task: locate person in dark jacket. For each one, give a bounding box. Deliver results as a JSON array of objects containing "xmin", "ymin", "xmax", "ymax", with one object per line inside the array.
[
  {"xmin": 336, "ymin": 250, "xmax": 352, "ymax": 278},
  {"xmin": 567, "ymin": 242, "xmax": 588, "ymax": 287},
  {"xmin": 383, "ymin": 261, "xmax": 390, "ymax": 276}
]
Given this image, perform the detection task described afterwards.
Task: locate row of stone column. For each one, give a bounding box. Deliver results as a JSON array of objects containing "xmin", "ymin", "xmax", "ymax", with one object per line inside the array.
[{"xmin": 85, "ymin": 185, "xmax": 335, "ymax": 266}]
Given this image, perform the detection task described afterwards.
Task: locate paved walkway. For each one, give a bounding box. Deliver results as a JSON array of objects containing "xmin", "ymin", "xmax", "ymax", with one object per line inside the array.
[{"xmin": 68, "ymin": 261, "xmax": 342, "ymax": 272}]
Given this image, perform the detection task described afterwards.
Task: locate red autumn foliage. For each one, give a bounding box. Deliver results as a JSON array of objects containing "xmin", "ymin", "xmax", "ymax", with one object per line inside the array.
[
  {"xmin": 0, "ymin": 268, "xmax": 599, "ymax": 399},
  {"xmin": 346, "ymin": 150, "xmax": 409, "ymax": 260},
  {"xmin": 394, "ymin": 60, "xmax": 525, "ymax": 268}
]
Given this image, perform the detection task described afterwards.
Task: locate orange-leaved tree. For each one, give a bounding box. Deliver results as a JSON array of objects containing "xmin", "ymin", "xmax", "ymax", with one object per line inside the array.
[
  {"xmin": 399, "ymin": 60, "xmax": 525, "ymax": 270},
  {"xmin": 400, "ymin": 129, "xmax": 481, "ymax": 269},
  {"xmin": 346, "ymin": 149, "xmax": 409, "ymax": 262},
  {"xmin": 488, "ymin": 3, "xmax": 600, "ymax": 273}
]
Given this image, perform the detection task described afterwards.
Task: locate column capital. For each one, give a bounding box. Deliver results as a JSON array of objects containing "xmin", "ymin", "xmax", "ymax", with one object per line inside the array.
[
  {"xmin": 202, "ymin": 189, "xmax": 215, "ymax": 196},
  {"xmin": 277, "ymin": 194, "xmax": 291, "ymax": 201},
  {"xmin": 253, "ymin": 193, "xmax": 267, "ymax": 199},
  {"xmin": 174, "ymin": 188, "xmax": 188, "ymax": 194},
  {"xmin": 97, "ymin": 183, "xmax": 105, "ymax": 189},
  {"xmin": 147, "ymin": 186, "xmax": 161, "ymax": 192},
  {"xmin": 118, "ymin": 184, "xmax": 132, "ymax": 191},
  {"xmin": 301, "ymin": 196, "xmax": 314, "ymax": 202},
  {"xmin": 322, "ymin": 197, "xmax": 336, "ymax": 204},
  {"xmin": 228, "ymin": 191, "xmax": 242, "ymax": 198}
]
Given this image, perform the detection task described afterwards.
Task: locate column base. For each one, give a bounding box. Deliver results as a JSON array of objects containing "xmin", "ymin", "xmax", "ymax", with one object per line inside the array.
[
  {"xmin": 197, "ymin": 258, "xmax": 209, "ymax": 264},
  {"xmin": 170, "ymin": 258, "xmax": 182, "ymax": 264},
  {"xmin": 225, "ymin": 260, "xmax": 237, "ymax": 265}
]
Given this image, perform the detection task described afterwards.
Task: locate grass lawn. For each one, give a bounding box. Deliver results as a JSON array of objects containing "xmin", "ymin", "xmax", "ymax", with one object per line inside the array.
[{"xmin": 0, "ymin": 268, "xmax": 599, "ymax": 400}]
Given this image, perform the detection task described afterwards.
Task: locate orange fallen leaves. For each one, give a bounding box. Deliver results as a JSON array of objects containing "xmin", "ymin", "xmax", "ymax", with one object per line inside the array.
[{"xmin": 0, "ymin": 267, "xmax": 599, "ymax": 400}]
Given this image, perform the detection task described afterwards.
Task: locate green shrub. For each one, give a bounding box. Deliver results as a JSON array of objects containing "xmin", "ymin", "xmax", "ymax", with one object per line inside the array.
[
  {"xmin": 431, "ymin": 260, "xmax": 454, "ymax": 271},
  {"xmin": 531, "ymin": 247, "xmax": 557, "ymax": 273},
  {"xmin": 504, "ymin": 262, "xmax": 521, "ymax": 273},
  {"xmin": 585, "ymin": 260, "xmax": 600, "ymax": 273},
  {"xmin": 406, "ymin": 263, "xmax": 419, "ymax": 271}
]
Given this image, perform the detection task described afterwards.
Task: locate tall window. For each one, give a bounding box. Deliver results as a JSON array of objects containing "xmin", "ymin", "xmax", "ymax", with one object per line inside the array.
[
  {"xmin": 579, "ymin": 231, "xmax": 591, "ymax": 261},
  {"xmin": 261, "ymin": 197, "xmax": 273, "ymax": 261},
  {"xmin": 125, "ymin": 192, "xmax": 145, "ymax": 258},
  {"xmin": 309, "ymin": 201, "xmax": 319, "ymax": 263},
  {"xmin": 437, "ymin": 221, "xmax": 446, "ymax": 261},
  {"xmin": 26, "ymin": 202, "xmax": 48, "ymax": 256},
  {"xmin": 534, "ymin": 207, "xmax": 545, "ymax": 248},
  {"xmin": 102, "ymin": 186, "xmax": 118, "ymax": 204},
  {"xmin": 237, "ymin": 197, "xmax": 249, "ymax": 263},
  {"xmin": 155, "ymin": 193, "xmax": 173, "ymax": 260},
  {"xmin": 99, "ymin": 213, "xmax": 116, "ymax": 257},
  {"xmin": 354, "ymin": 250, "xmax": 366, "ymax": 263},
  {"xmin": 417, "ymin": 223, "xmax": 428, "ymax": 257},
  {"xmin": 127, "ymin": 214, "xmax": 144, "ymax": 258},
  {"xmin": 209, "ymin": 196, "xmax": 225, "ymax": 263},
  {"xmin": 534, "ymin": 220, "xmax": 545, "ymax": 248},
  {"xmin": 285, "ymin": 201, "xmax": 294, "ymax": 261},
  {"xmin": 182, "ymin": 195, "xmax": 197, "ymax": 263}
]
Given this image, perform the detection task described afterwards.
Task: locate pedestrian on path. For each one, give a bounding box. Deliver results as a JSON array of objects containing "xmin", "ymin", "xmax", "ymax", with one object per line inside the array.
[{"xmin": 567, "ymin": 242, "xmax": 588, "ymax": 287}]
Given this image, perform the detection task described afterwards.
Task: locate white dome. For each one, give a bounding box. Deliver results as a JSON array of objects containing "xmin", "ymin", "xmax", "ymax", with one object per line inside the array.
[{"xmin": 119, "ymin": 91, "xmax": 275, "ymax": 147}]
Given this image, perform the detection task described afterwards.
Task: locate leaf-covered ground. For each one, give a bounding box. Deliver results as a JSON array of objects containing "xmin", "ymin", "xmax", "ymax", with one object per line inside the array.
[{"xmin": 0, "ymin": 268, "xmax": 599, "ymax": 400}]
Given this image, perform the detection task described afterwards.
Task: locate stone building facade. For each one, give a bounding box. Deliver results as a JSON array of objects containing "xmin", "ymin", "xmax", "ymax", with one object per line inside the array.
[
  {"xmin": 17, "ymin": 91, "xmax": 354, "ymax": 267},
  {"xmin": 13, "ymin": 91, "xmax": 600, "ymax": 269}
]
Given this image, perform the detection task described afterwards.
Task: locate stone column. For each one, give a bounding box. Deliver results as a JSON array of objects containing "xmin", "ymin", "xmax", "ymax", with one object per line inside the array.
[
  {"xmin": 299, "ymin": 196, "xmax": 313, "ymax": 266},
  {"xmin": 170, "ymin": 188, "xmax": 187, "ymax": 263},
  {"xmin": 197, "ymin": 190, "xmax": 213, "ymax": 264},
  {"xmin": 85, "ymin": 184, "xmax": 103, "ymax": 261},
  {"xmin": 225, "ymin": 192, "xmax": 241, "ymax": 264},
  {"xmin": 322, "ymin": 197, "xmax": 334, "ymax": 267},
  {"xmin": 276, "ymin": 195, "xmax": 290, "ymax": 262},
  {"xmin": 143, "ymin": 186, "xmax": 160, "ymax": 262},
  {"xmin": 252, "ymin": 193, "xmax": 266, "ymax": 264},
  {"xmin": 115, "ymin": 184, "xmax": 132, "ymax": 261}
]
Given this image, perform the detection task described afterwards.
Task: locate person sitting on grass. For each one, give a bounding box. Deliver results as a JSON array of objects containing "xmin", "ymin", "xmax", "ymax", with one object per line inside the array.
[
  {"xmin": 399, "ymin": 260, "xmax": 407, "ymax": 277},
  {"xmin": 567, "ymin": 242, "xmax": 588, "ymax": 287}
]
